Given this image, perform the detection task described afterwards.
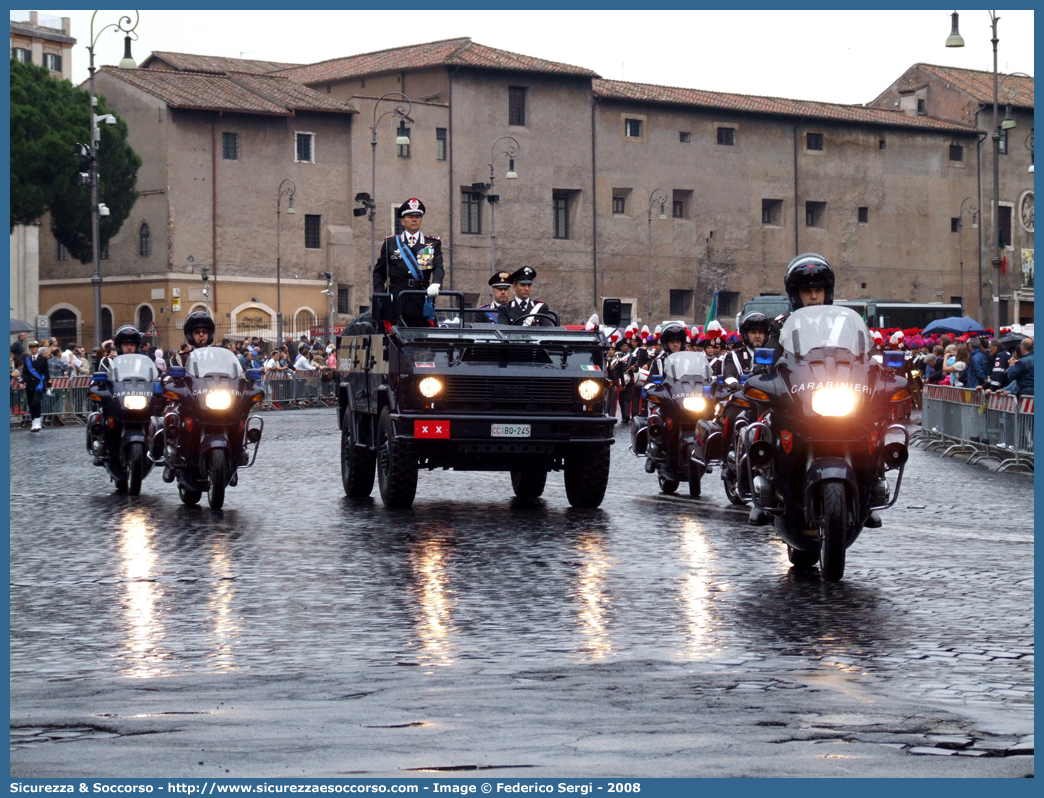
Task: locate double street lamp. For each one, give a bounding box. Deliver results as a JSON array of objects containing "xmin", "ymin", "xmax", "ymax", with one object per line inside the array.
[
  {"xmin": 276, "ymin": 179, "xmax": 296, "ymax": 342},
  {"xmin": 485, "ymin": 136, "xmax": 520, "ymax": 274},
  {"xmin": 646, "ymin": 189, "xmax": 668, "ymax": 323},
  {"xmin": 356, "ymin": 93, "xmax": 412, "ymax": 269},
  {"xmin": 86, "ymin": 10, "xmax": 139, "ymax": 348},
  {"xmin": 957, "ymin": 196, "xmax": 979, "ymax": 314}
]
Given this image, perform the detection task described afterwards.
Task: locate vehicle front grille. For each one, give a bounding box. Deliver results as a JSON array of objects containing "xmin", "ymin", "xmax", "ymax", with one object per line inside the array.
[{"xmin": 442, "ymin": 376, "xmax": 575, "ymax": 408}]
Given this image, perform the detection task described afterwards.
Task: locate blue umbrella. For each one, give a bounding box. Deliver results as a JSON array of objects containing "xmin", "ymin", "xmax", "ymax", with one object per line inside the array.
[{"xmin": 921, "ymin": 316, "xmax": 988, "ymax": 335}]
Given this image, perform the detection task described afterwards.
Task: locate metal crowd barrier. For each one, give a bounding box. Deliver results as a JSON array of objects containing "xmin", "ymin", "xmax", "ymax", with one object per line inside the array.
[
  {"xmin": 915, "ymin": 383, "xmax": 1033, "ymax": 473},
  {"xmin": 257, "ymin": 371, "xmax": 338, "ymax": 410},
  {"xmin": 9, "ymin": 375, "xmax": 92, "ymax": 427}
]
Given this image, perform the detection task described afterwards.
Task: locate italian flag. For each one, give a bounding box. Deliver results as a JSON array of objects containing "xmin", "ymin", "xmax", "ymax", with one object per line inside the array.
[{"xmin": 704, "ymin": 290, "xmax": 718, "ymax": 329}]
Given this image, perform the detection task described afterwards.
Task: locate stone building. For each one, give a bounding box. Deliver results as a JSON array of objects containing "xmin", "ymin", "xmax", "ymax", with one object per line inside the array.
[{"xmin": 870, "ymin": 64, "xmax": 1035, "ymax": 324}]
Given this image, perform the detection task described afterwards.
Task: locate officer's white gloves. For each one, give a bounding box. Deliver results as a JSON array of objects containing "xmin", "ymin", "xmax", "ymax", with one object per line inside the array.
[
  {"xmin": 427, "ymin": 282, "xmax": 440, "ymax": 298},
  {"xmin": 46, "ymin": 389, "xmax": 53, "ymax": 397}
]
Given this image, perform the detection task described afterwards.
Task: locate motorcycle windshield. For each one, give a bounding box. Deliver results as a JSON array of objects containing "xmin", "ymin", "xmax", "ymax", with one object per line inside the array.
[
  {"xmin": 780, "ymin": 306, "xmax": 872, "ymax": 358},
  {"xmin": 109, "ymin": 354, "xmax": 159, "ymax": 382},
  {"xmin": 188, "ymin": 347, "xmax": 244, "ymax": 379},
  {"xmin": 664, "ymin": 351, "xmax": 711, "ymax": 382}
]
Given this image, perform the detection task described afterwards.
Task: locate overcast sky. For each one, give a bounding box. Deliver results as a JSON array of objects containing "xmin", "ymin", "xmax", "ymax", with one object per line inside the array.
[{"xmin": 18, "ymin": 9, "xmax": 1036, "ymax": 106}]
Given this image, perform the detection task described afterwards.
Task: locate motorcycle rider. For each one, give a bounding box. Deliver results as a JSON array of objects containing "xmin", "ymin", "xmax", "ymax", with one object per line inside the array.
[
  {"xmin": 100, "ymin": 325, "xmax": 144, "ymax": 372},
  {"xmin": 723, "ymin": 312, "xmax": 769, "ymax": 387},
  {"xmin": 647, "ymin": 322, "xmax": 688, "ymax": 382},
  {"xmin": 182, "ymin": 310, "xmax": 216, "ymax": 357}
]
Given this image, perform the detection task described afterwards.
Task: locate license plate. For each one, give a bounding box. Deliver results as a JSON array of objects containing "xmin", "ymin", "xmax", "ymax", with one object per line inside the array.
[{"xmin": 491, "ymin": 424, "xmax": 530, "ymax": 437}]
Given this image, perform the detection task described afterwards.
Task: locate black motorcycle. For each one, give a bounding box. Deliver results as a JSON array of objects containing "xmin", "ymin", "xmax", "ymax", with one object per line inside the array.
[
  {"xmin": 691, "ymin": 374, "xmax": 759, "ymax": 507},
  {"xmin": 737, "ymin": 306, "xmax": 910, "ymax": 581},
  {"xmin": 86, "ymin": 354, "xmax": 165, "ymax": 495},
  {"xmin": 153, "ymin": 347, "xmax": 265, "ymax": 510},
  {"xmin": 630, "ymin": 351, "xmax": 717, "ymax": 496}
]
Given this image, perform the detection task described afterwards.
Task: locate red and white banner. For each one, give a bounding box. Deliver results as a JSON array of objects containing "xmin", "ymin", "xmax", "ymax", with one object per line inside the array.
[{"xmin": 1019, "ymin": 397, "xmax": 1034, "ymax": 414}]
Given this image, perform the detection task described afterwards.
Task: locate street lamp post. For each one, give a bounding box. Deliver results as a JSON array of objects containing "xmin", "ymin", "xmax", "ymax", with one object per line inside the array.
[
  {"xmin": 366, "ymin": 93, "xmax": 413, "ymax": 267},
  {"xmin": 86, "ymin": 10, "xmax": 139, "ymax": 348},
  {"xmin": 320, "ymin": 271, "xmax": 335, "ymax": 347},
  {"xmin": 957, "ymin": 196, "xmax": 979, "ymax": 314},
  {"xmin": 646, "ymin": 189, "xmax": 668, "ymax": 323},
  {"xmin": 200, "ymin": 264, "xmax": 211, "ymax": 315},
  {"xmin": 487, "ymin": 136, "xmax": 520, "ymax": 274},
  {"xmin": 276, "ymin": 179, "xmax": 296, "ymax": 343}
]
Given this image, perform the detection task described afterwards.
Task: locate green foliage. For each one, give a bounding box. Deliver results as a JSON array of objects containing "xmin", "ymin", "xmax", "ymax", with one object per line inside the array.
[{"xmin": 9, "ymin": 59, "xmax": 141, "ymax": 263}]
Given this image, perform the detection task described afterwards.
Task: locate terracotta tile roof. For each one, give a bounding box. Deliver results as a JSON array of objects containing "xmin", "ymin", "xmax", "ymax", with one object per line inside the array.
[
  {"xmin": 918, "ymin": 64, "xmax": 1034, "ymax": 109},
  {"xmin": 142, "ymin": 51, "xmax": 301, "ymax": 76},
  {"xmin": 593, "ymin": 79, "xmax": 979, "ymax": 133},
  {"xmin": 275, "ymin": 37, "xmax": 598, "ymax": 85},
  {"xmin": 99, "ymin": 66, "xmax": 355, "ymax": 116}
]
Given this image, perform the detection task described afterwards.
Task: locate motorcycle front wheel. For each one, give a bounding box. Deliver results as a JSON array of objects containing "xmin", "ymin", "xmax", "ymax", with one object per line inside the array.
[
  {"xmin": 208, "ymin": 449, "xmax": 227, "ymax": 510},
  {"xmin": 819, "ymin": 481, "xmax": 847, "ymax": 581},
  {"xmin": 658, "ymin": 474, "xmax": 679, "ymax": 494}
]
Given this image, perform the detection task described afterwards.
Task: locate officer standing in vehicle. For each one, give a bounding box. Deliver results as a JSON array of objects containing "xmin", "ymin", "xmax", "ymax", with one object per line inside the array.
[
  {"xmin": 372, "ymin": 198, "xmax": 444, "ymax": 327},
  {"xmin": 499, "ymin": 267, "xmax": 555, "ymax": 326},
  {"xmin": 478, "ymin": 271, "xmax": 514, "ymax": 323}
]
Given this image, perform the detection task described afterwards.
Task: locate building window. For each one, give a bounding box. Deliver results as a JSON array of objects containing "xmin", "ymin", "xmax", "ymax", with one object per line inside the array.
[
  {"xmin": 461, "ymin": 191, "xmax": 483, "ymax": 234},
  {"xmin": 508, "ymin": 86, "xmax": 526, "ymax": 126},
  {"xmin": 139, "ymin": 223, "xmax": 151, "ymax": 256},
  {"xmin": 999, "ymin": 128, "xmax": 1008, "ymax": 155},
  {"xmin": 56, "ymin": 241, "xmax": 68, "ymax": 262},
  {"xmin": 397, "ymin": 127, "xmax": 410, "ymax": 158},
  {"xmin": 879, "ymin": 139, "xmax": 887, "ymax": 150},
  {"xmin": 43, "ymin": 52, "xmax": 61, "ymax": 72},
  {"xmin": 669, "ymin": 289, "xmax": 693, "ymax": 317},
  {"xmin": 436, "ymin": 128, "xmax": 447, "ymax": 161},
  {"xmin": 762, "ymin": 199, "xmax": 783, "ymax": 226},
  {"xmin": 806, "ymin": 132, "xmax": 824, "ymax": 151},
  {"xmin": 718, "ymin": 291, "xmax": 740, "ymax": 318},
  {"xmin": 916, "ymin": 98, "xmax": 927, "ymax": 115},
  {"xmin": 949, "ymin": 143, "xmax": 964, "ymax": 162},
  {"xmin": 805, "ymin": 201, "xmax": 826, "ymax": 228},
  {"xmin": 295, "ymin": 132, "xmax": 314, "ymax": 163},
  {"xmin": 222, "ymin": 132, "xmax": 238, "ymax": 160},
  {"xmin": 100, "ymin": 241, "xmax": 110, "ymax": 260},
  {"xmin": 304, "ymin": 214, "xmax": 322, "ymax": 249},
  {"xmin": 624, "ymin": 118, "xmax": 643, "ymax": 138},
  {"xmin": 672, "ymin": 189, "xmax": 693, "ymax": 220},
  {"xmin": 11, "ymin": 47, "xmax": 30, "ymax": 63},
  {"xmin": 858, "ymin": 207, "xmax": 869, "ymax": 224},
  {"xmin": 998, "ymin": 205, "xmax": 1013, "ymax": 247},
  {"xmin": 951, "ymin": 217, "xmax": 961, "ymax": 233},
  {"xmin": 679, "ymin": 131, "xmax": 691, "ymax": 143},
  {"xmin": 553, "ymin": 192, "xmax": 571, "ymax": 239},
  {"xmin": 612, "ymin": 196, "xmax": 626, "ymax": 214},
  {"xmin": 717, "ymin": 127, "xmax": 736, "ymax": 146},
  {"xmin": 337, "ymin": 286, "xmax": 350, "ymax": 315}
]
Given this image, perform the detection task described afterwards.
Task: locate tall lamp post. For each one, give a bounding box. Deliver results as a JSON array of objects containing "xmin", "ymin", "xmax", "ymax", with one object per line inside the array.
[
  {"xmin": 646, "ymin": 189, "xmax": 668, "ymax": 323},
  {"xmin": 957, "ymin": 196, "xmax": 979, "ymax": 314},
  {"xmin": 87, "ymin": 10, "xmax": 139, "ymax": 348},
  {"xmin": 487, "ymin": 136, "xmax": 520, "ymax": 274},
  {"xmin": 276, "ymin": 179, "xmax": 296, "ymax": 342},
  {"xmin": 361, "ymin": 93, "xmax": 413, "ymax": 268}
]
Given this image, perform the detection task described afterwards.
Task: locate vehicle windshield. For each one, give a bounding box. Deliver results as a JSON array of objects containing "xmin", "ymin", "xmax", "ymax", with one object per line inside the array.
[
  {"xmin": 109, "ymin": 354, "xmax": 158, "ymax": 382},
  {"xmin": 664, "ymin": 351, "xmax": 711, "ymax": 381},
  {"xmin": 780, "ymin": 306, "xmax": 872, "ymax": 357},
  {"xmin": 188, "ymin": 346, "xmax": 244, "ymax": 379}
]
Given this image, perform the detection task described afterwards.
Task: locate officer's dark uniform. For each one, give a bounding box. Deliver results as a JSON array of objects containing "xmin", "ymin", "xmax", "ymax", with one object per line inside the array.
[
  {"xmin": 372, "ymin": 198, "xmax": 445, "ymax": 327},
  {"xmin": 21, "ymin": 343, "xmax": 50, "ymax": 429},
  {"xmin": 498, "ymin": 267, "xmax": 556, "ymax": 326},
  {"xmin": 477, "ymin": 271, "xmax": 514, "ymax": 323}
]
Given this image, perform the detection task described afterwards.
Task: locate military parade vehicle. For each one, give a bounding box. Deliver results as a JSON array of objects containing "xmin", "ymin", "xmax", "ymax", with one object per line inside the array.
[{"xmin": 336, "ymin": 291, "xmax": 621, "ymax": 509}]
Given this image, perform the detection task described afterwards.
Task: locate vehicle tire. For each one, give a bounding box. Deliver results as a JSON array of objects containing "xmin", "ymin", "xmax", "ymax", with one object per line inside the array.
[
  {"xmin": 658, "ymin": 474, "xmax": 679, "ymax": 494},
  {"xmin": 787, "ymin": 545, "xmax": 819, "ymax": 569},
  {"xmin": 179, "ymin": 484, "xmax": 202, "ymax": 506},
  {"xmin": 688, "ymin": 464, "xmax": 702, "ymax": 497},
  {"xmin": 511, "ymin": 469, "xmax": 547, "ymax": 499},
  {"xmin": 208, "ymin": 449, "xmax": 227, "ymax": 511},
  {"xmin": 376, "ymin": 407, "xmax": 417, "ymax": 509},
  {"xmin": 564, "ymin": 443, "xmax": 611, "ymax": 509},
  {"xmin": 819, "ymin": 481, "xmax": 848, "ymax": 582},
  {"xmin": 127, "ymin": 442, "xmax": 144, "ymax": 497},
  {"xmin": 341, "ymin": 409, "xmax": 376, "ymax": 498}
]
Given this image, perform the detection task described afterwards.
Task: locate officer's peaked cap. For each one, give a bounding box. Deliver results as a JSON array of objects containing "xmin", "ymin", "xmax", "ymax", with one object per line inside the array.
[
  {"xmin": 399, "ymin": 198, "xmax": 425, "ymax": 217},
  {"xmin": 510, "ymin": 266, "xmax": 536, "ymax": 284},
  {"xmin": 489, "ymin": 271, "xmax": 513, "ymax": 288}
]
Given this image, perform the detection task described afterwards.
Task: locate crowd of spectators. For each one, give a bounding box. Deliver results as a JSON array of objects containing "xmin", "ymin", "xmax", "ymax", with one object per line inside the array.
[{"xmin": 911, "ymin": 334, "xmax": 1033, "ymax": 398}]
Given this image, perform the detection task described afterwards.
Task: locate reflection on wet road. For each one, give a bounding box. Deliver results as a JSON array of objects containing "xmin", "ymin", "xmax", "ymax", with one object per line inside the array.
[{"xmin": 10, "ymin": 410, "xmax": 1033, "ymax": 722}]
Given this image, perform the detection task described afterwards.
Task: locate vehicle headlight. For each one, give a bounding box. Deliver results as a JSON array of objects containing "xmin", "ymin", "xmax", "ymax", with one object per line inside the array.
[
  {"xmin": 682, "ymin": 396, "xmax": 707, "ymax": 413},
  {"xmin": 122, "ymin": 395, "xmax": 147, "ymax": 410},
  {"xmin": 205, "ymin": 390, "xmax": 233, "ymax": 410},
  {"xmin": 418, "ymin": 377, "xmax": 442, "ymax": 398},
  {"xmin": 578, "ymin": 379, "xmax": 602, "ymax": 401},
  {"xmin": 911, "ymin": 370, "xmax": 921, "ymax": 378},
  {"xmin": 811, "ymin": 387, "xmax": 856, "ymax": 417}
]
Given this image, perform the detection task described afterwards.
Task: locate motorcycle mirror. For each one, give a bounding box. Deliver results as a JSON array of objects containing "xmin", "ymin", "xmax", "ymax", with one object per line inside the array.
[
  {"xmin": 651, "ymin": 376, "xmax": 664, "ymax": 384},
  {"xmin": 91, "ymin": 371, "xmax": 108, "ymax": 383},
  {"xmin": 753, "ymin": 347, "xmax": 776, "ymax": 365},
  {"xmin": 169, "ymin": 366, "xmax": 187, "ymax": 379},
  {"xmin": 245, "ymin": 368, "xmax": 263, "ymax": 382},
  {"xmin": 153, "ymin": 381, "xmax": 162, "ymax": 394},
  {"xmin": 882, "ymin": 351, "xmax": 905, "ymax": 369}
]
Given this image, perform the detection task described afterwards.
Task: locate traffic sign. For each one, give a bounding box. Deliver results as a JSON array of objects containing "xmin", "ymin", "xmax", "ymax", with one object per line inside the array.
[{"xmin": 144, "ymin": 322, "xmax": 159, "ymax": 337}]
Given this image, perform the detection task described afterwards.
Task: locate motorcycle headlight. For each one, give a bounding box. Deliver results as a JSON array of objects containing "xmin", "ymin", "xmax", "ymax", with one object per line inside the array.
[
  {"xmin": 418, "ymin": 377, "xmax": 442, "ymax": 398},
  {"xmin": 122, "ymin": 395, "xmax": 147, "ymax": 410},
  {"xmin": 811, "ymin": 387, "xmax": 856, "ymax": 417},
  {"xmin": 910, "ymin": 370, "xmax": 921, "ymax": 378},
  {"xmin": 205, "ymin": 390, "xmax": 233, "ymax": 410},
  {"xmin": 578, "ymin": 379, "xmax": 601, "ymax": 400},
  {"xmin": 682, "ymin": 396, "xmax": 707, "ymax": 413}
]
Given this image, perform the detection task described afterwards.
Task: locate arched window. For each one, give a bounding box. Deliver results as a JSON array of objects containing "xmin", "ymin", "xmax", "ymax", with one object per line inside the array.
[
  {"xmin": 137, "ymin": 305, "xmax": 153, "ymax": 334},
  {"xmin": 295, "ymin": 309, "xmax": 316, "ymax": 337},
  {"xmin": 50, "ymin": 309, "xmax": 77, "ymax": 343},
  {"xmin": 139, "ymin": 222, "xmax": 151, "ymax": 257},
  {"xmin": 101, "ymin": 308, "xmax": 113, "ymax": 342}
]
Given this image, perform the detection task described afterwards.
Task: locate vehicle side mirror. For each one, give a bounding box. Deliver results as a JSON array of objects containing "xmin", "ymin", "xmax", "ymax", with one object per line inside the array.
[
  {"xmin": 245, "ymin": 368, "xmax": 262, "ymax": 382},
  {"xmin": 601, "ymin": 298, "xmax": 622, "ymax": 327},
  {"xmin": 754, "ymin": 347, "xmax": 776, "ymax": 365},
  {"xmin": 153, "ymin": 381, "xmax": 162, "ymax": 394},
  {"xmin": 371, "ymin": 293, "xmax": 396, "ymax": 323},
  {"xmin": 91, "ymin": 371, "xmax": 108, "ymax": 383},
  {"xmin": 169, "ymin": 366, "xmax": 186, "ymax": 379},
  {"xmin": 883, "ymin": 351, "xmax": 905, "ymax": 369},
  {"xmin": 651, "ymin": 375, "xmax": 664, "ymax": 384}
]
